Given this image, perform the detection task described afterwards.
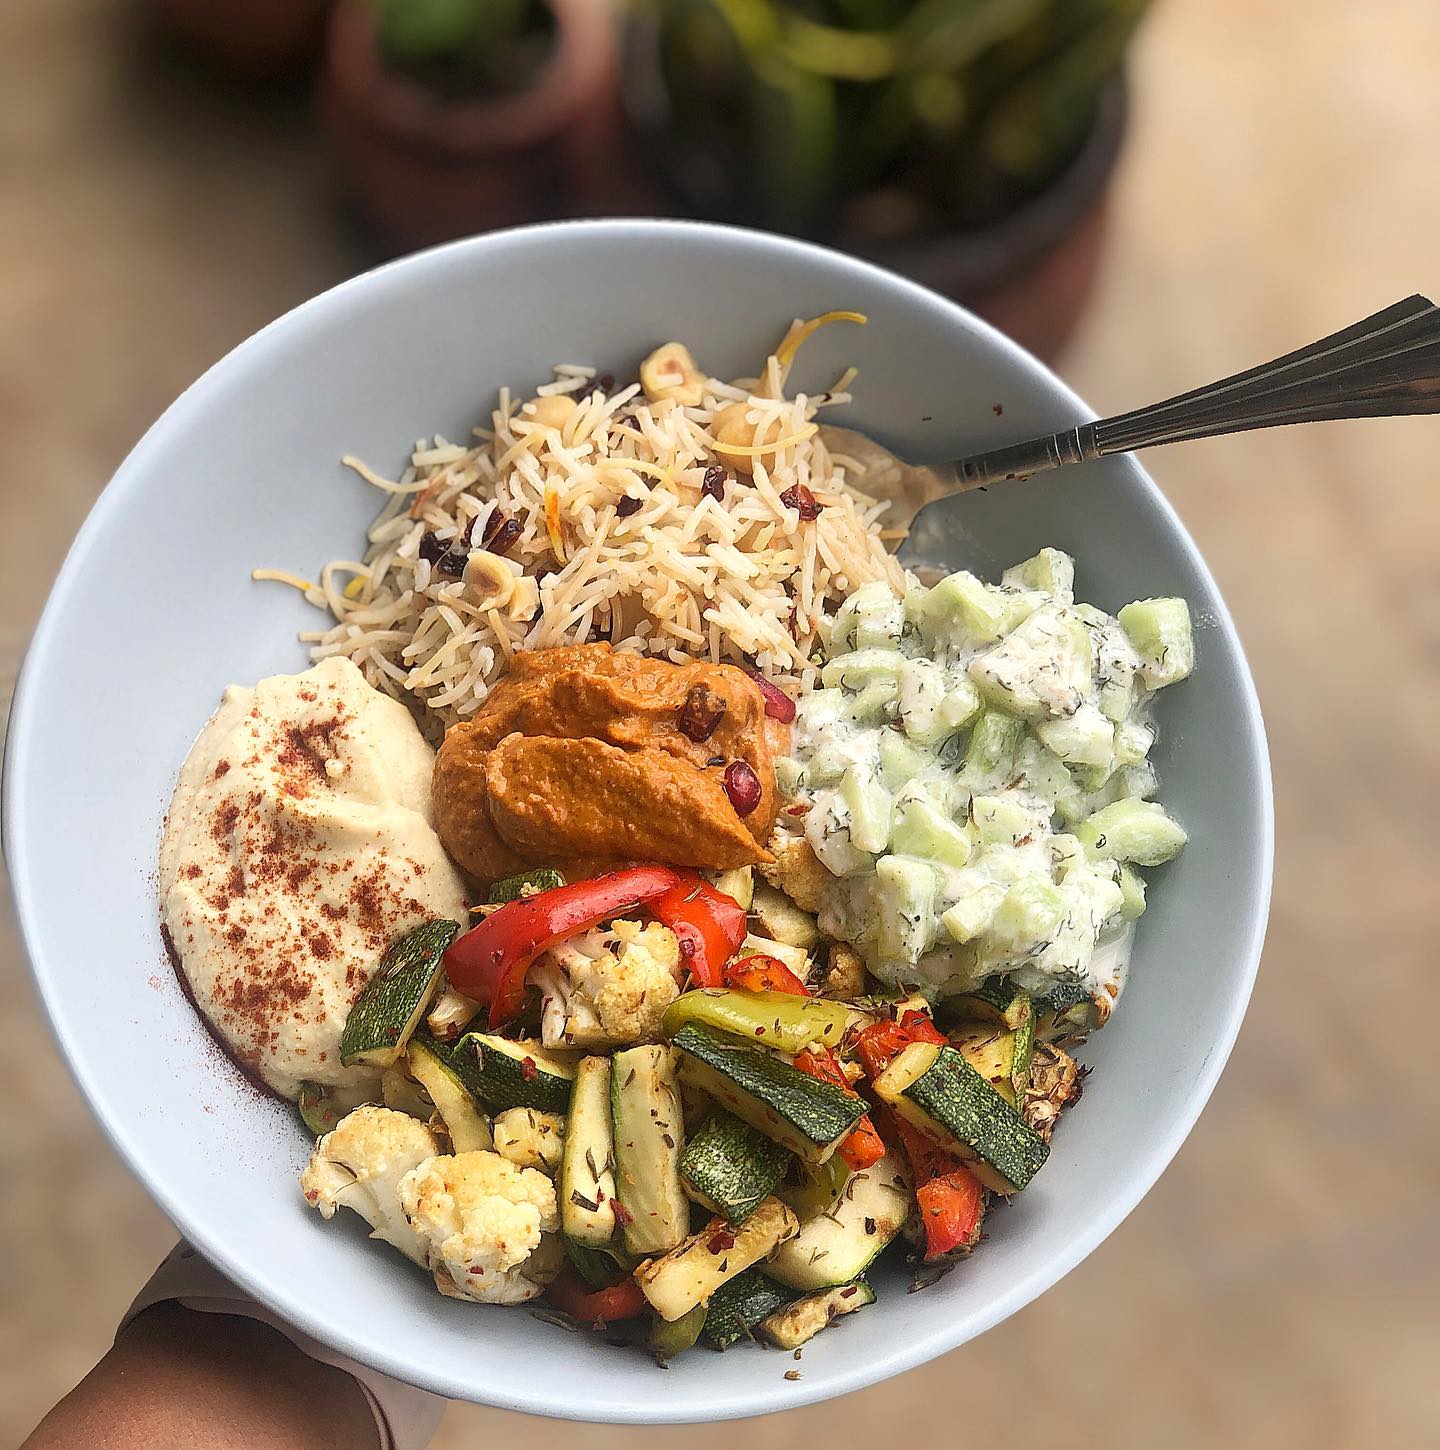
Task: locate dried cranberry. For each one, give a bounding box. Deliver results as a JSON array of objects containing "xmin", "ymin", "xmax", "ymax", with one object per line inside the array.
[
  {"xmin": 615, "ymin": 495, "xmax": 644, "ymax": 518},
  {"xmin": 744, "ymin": 668, "xmax": 797, "ymax": 724},
  {"xmin": 701, "ymin": 465, "xmax": 727, "ymax": 501},
  {"xmin": 780, "ymin": 484, "xmax": 822, "ymax": 521},
  {"xmin": 477, "ymin": 511, "xmax": 522, "ymax": 558},
  {"xmin": 723, "ymin": 759, "xmax": 762, "ymax": 817},
  {"xmin": 678, "ymin": 685, "xmax": 726, "ymax": 742}
]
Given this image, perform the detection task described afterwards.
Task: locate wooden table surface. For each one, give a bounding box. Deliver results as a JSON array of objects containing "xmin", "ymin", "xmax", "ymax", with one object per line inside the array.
[{"xmin": 3, "ymin": 1, "xmax": 1437, "ymax": 1445}]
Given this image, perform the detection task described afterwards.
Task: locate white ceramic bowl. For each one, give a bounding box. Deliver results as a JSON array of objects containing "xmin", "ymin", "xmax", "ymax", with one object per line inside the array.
[{"xmin": 3, "ymin": 220, "xmax": 1271, "ymax": 1423}]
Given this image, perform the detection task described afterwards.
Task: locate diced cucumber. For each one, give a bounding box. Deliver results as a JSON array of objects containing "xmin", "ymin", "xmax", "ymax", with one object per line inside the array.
[
  {"xmin": 612, "ymin": 1045, "xmax": 689, "ymax": 1256},
  {"xmin": 1035, "ymin": 702, "xmax": 1115, "ymax": 769},
  {"xmin": 840, "ymin": 764, "xmax": 893, "ymax": 854},
  {"xmin": 821, "ymin": 648, "xmax": 906, "ymax": 692},
  {"xmin": 939, "ymin": 674, "xmax": 983, "ymax": 732},
  {"xmin": 1114, "ymin": 719, "xmax": 1155, "ymax": 765},
  {"xmin": 635, "ymin": 1197, "xmax": 798, "ymax": 1322},
  {"xmin": 773, "ymin": 756, "xmax": 807, "ymax": 797},
  {"xmin": 803, "ymin": 743, "xmax": 855, "ymax": 788},
  {"xmin": 1118, "ymin": 762, "xmax": 1159, "ymax": 800},
  {"xmin": 844, "ymin": 680, "xmax": 900, "ymax": 724},
  {"xmin": 968, "ymin": 604, "xmax": 1092, "ymax": 721},
  {"xmin": 1002, "ymin": 547, "xmax": 1075, "ymax": 603},
  {"xmin": 805, "ymin": 797, "xmax": 874, "ymax": 877},
  {"xmin": 940, "ymin": 880, "xmax": 1006, "ymax": 944},
  {"xmin": 1117, "ymin": 596, "xmax": 1194, "ymax": 688},
  {"xmin": 1011, "ymin": 736, "xmax": 1078, "ymax": 813},
  {"xmin": 768, "ymin": 1148, "xmax": 910, "ymax": 1290},
  {"xmin": 878, "ymin": 731, "xmax": 931, "ymax": 792},
  {"xmin": 989, "ymin": 880, "xmax": 1067, "ymax": 954},
  {"xmin": 922, "ymin": 570, "xmax": 1010, "ymax": 645},
  {"xmin": 874, "ymin": 854, "xmax": 940, "ymax": 965},
  {"xmin": 873, "ymin": 1042, "xmax": 1049, "ymax": 1193},
  {"xmin": 1117, "ymin": 864, "xmax": 1147, "ymax": 920},
  {"xmin": 1077, "ymin": 799, "xmax": 1188, "ymax": 865},
  {"xmin": 757, "ymin": 1280, "xmax": 875, "ymax": 1349},
  {"xmin": 890, "ymin": 791, "xmax": 973, "ymax": 870},
  {"xmin": 895, "ymin": 657, "xmax": 944, "ymax": 743},
  {"xmin": 1089, "ymin": 618, "xmax": 1140, "ymax": 722},
  {"xmin": 969, "ymin": 794, "xmax": 1048, "ymax": 847},
  {"xmin": 679, "ymin": 1109, "xmax": 792, "ymax": 1224},
  {"xmin": 830, "ymin": 581, "xmax": 904, "ymax": 653},
  {"xmin": 961, "ymin": 709, "xmax": 1025, "ymax": 789},
  {"xmin": 561, "ymin": 1055, "xmax": 619, "ymax": 1246}
]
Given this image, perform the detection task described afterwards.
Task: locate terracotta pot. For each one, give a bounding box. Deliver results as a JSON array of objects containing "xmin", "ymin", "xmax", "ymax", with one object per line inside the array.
[
  {"xmin": 146, "ymin": 0, "xmax": 331, "ymax": 77},
  {"xmin": 320, "ymin": 0, "xmax": 622, "ymax": 253}
]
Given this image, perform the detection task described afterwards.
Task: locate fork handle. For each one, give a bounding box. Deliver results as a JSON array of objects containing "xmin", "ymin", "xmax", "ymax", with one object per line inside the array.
[{"xmin": 955, "ymin": 294, "xmax": 1440, "ymax": 488}]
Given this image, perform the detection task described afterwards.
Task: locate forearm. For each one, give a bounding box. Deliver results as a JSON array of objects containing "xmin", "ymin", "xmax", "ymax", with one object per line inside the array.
[{"xmin": 23, "ymin": 1303, "xmax": 380, "ymax": 1450}]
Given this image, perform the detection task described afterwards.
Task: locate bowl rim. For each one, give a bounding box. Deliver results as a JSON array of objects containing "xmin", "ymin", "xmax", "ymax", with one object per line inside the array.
[{"xmin": 2, "ymin": 217, "xmax": 1273, "ymax": 1422}]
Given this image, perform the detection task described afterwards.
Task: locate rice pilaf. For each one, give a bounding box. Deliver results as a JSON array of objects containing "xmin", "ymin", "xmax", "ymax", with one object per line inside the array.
[{"xmin": 291, "ymin": 322, "xmax": 903, "ymax": 733}]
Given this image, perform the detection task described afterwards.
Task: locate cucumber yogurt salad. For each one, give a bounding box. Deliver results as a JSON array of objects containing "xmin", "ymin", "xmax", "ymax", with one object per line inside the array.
[{"xmin": 776, "ymin": 546, "xmax": 1191, "ymax": 1028}]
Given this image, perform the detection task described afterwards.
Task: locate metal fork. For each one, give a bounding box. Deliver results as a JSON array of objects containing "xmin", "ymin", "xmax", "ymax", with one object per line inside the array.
[{"xmin": 820, "ymin": 294, "xmax": 1440, "ymax": 565}]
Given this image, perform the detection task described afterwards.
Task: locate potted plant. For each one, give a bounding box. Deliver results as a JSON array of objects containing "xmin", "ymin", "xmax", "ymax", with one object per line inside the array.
[
  {"xmin": 146, "ymin": 0, "xmax": 333, "ymax": 76},
  {"xmin": 627, "ymin": 0, "xmax": 1151, "ymax": 357},
  {"xmin": 321, "ymin": 0, "xmax": 623, "ymax": 251}
]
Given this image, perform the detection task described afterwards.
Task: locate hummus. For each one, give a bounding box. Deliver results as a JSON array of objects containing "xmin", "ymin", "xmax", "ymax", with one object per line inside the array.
[
  {"xmin": 159, "ymin": 656, "xmax": 469, "ymax": 1100},
  {"xmin": 432, "ymin": 644, "xmax": 787, "ymax": 885}
]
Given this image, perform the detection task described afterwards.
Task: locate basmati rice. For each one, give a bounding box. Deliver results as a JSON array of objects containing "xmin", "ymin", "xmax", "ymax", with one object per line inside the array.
[{"xmin": 293, "ymin": 332, "xmax": 905, "ymax": 735}]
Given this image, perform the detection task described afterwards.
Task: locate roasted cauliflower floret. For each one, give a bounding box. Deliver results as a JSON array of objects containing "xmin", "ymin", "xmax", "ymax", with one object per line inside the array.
[
  {"xmin": 531, "ymin": 920, "xmax": 682, "ymax": 1049},
  {"xmin": 300, "ymin": 1104, "xmax": 439, "ymax": 1266},
  {"xmin": 759, "ymin": 835, "xmax": 830, "ymax": 914},
  {"xmin": 398, "ymin": 1150, "xmax": 562, "ymax": 1305},
  {"xmin": 492, "ymin": 1108, "xmax": 565, "ymax": 1174}
]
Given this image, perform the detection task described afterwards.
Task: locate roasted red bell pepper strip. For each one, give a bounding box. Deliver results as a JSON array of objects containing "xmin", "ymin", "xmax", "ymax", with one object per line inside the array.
[
  {"xmin": 883, "ymin": 1109, "xmax": 985, "ymax": 1261},
  {"xmin": 724, "ymin": 953, "xmax": 809, "ymax": 995},
  {"xmin": 544, "ymin": 1267, "xmax": 648, "ymax": 1323},
  {"xmin": 792, "ymin": 1048, "xmax": 887, "ymax": 1169},
  {"xmin": 444, "ymin": 866, "xmax": 682, "ymax": 1026},
  {"xmin": 648, "ymin": 872, "xmax": 748, "ymax": 988},
  {"xmin": 854, "ymin": 1011, "xmax": 947, "ymax": 1079}
]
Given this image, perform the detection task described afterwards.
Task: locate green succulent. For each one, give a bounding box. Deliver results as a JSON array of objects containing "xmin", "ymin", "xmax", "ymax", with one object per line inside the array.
[{"xmin": 649, "ymin": 0, "xmax": 1151, "ymax": 235}]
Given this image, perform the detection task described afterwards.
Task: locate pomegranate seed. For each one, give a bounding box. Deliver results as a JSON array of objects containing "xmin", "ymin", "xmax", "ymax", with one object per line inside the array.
[
  {"xmin": 744, "ymin": 668, "xmax": 797, "ymax": 723},
  {"xmin": 723, "ymin": 759, "xmax": 762, "ymax": 816},
  {"xmin": 678, "ymin": 684, "xmax": 726, "ymax": 742}
]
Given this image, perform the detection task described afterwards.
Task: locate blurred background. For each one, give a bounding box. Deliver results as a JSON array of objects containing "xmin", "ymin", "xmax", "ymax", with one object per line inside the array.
[{"xmin": 3, "ymin": 0, "xmax": 1438, "ymax": 1445}]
